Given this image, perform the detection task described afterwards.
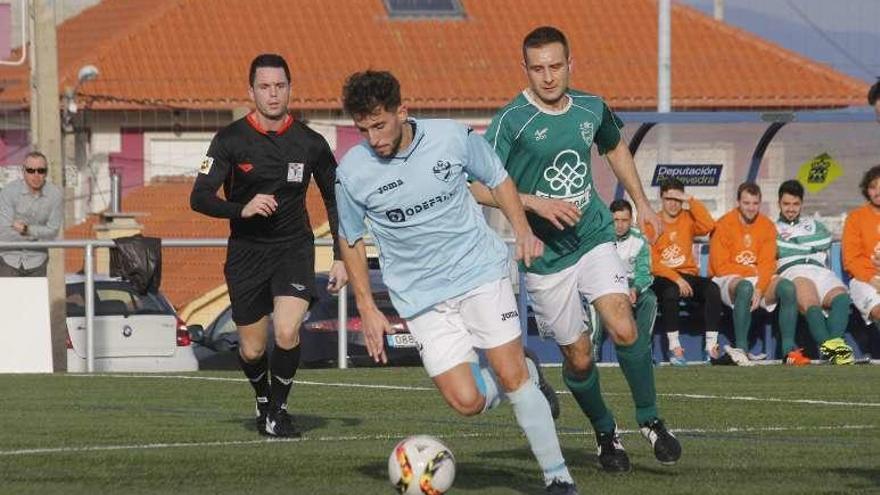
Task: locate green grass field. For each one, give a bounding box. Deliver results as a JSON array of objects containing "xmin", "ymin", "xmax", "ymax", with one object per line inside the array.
[{"xmin": 1, "ymin": 365, "xmax": 878, "ymax": 494}]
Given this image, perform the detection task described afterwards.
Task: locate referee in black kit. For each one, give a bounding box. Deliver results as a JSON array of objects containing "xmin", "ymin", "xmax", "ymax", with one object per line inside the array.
[{"xmin": 191, "ymin": 53, "xmax": 347, "ymax": 437}]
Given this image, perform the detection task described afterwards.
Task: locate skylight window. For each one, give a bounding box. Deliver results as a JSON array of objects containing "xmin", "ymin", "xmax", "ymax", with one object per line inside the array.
[{"xmin": 384, "ymin": 0, "xmax": 465, "ymax": 18}]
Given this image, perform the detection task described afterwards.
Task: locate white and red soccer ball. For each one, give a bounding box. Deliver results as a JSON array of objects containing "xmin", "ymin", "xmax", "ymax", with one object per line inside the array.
[{"xmin": 388, "ymin": 435, "xmax": 456, "ymax": 495}]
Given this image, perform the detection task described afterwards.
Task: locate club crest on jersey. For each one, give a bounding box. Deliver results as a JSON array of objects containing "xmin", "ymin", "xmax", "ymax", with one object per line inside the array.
[
  {"xmin": 579, "ymin": 121, "xmax": 594, "ymax": 148},
  {"xmin": 287, "ymin": 162, "xmax": 304, "ymax": 183},
  {"xmin": 198, "ymin": 156, "xmax": 214, "ymax": 175},
  {"xmin": 433, "ymin": 160, "xmax": 453, "ymax": 182}
]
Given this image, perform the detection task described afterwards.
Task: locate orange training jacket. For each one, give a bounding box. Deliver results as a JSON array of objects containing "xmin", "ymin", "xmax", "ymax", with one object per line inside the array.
[
  {"xmin": 709, "ymin": 208, "xmax": 777, "ymax": 292},
  {"xmin": 647, "ymin": 197, "xmax": 715, "ymax": 280},
  {"xmin": 842, "ymin": 203, "xmax": 880, "ymax": 282}
]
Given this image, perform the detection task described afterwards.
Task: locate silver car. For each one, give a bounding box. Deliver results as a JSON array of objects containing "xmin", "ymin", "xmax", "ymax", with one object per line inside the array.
[{"xmin": 65, "ymin": 274, "xmax": 198, "ymax": 372}]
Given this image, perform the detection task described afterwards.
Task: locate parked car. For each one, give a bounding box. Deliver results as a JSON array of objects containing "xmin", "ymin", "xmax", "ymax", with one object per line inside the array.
[
  {"xmin": 190, "ymin": 269, "xmax": 421, "ymax": 369},
  {"xmin": 65, "ymin": 274, "xmax": 198, "ymax": 372}
]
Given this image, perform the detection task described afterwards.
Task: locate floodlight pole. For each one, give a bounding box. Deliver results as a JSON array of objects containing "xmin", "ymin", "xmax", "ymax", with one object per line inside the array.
[
  {"xmin": 714, "ymin": 0, "xmax": 725, "ymax": 21},
  {"xmin": 658, "ymin": 0, "xmax": 671, "ymax": 113},
  {"xmin": 29, "ymin": 0, "xmax": 67, "ymax": 372}
]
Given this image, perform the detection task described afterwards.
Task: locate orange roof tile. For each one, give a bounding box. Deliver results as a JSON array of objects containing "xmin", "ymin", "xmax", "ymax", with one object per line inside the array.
[
  {"xmin": 64, "ymin": 177, "xmax": 330, "ymax": 310},
  {"xmin": 0, "ymin": 0, "xmax": 868, "ymax": 111}
]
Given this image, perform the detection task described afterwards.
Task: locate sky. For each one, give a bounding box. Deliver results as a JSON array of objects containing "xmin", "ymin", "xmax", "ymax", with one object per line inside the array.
[{"xmin": 681, "ymin": 0, "xmax": 880, "ymax": 83}]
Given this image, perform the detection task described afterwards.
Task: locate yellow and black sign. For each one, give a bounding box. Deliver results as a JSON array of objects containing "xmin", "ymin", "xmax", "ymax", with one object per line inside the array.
[{"xmin": 796, "ymin": 152, "xmax": 843, "ymax": 193}]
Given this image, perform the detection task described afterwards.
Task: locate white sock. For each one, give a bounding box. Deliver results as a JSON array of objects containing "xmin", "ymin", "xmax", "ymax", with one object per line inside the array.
[
  {"xmin": 507, "ymin": 381, "xmax": 573, "ymax": 485},
  {"xmin": 705, "ymin": 331, "xmax": 719, "ymax": 351},
  {"xmin": 667, "ymin": 331, "xmax": 681, "ymax": 351}
]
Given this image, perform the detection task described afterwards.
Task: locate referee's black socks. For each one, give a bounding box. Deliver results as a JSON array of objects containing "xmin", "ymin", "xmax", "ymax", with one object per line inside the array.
[
  {"xmin": 270, "ymin": 344, "xmax": 301, "ymax": 411},
  {"xmin": 238, "ymin": 351, "xmax": 270, "ymax": 403}
]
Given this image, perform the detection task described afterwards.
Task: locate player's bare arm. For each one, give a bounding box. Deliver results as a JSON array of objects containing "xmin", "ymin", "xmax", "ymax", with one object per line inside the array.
[
  {"xmin": 489, "ymin": 177, "xmax": 544, "ymax": 267},
  {"xmin": 470, "ymin": 181, "xmax": 580, "ymax": 230},
  {"xmin": 338, "ymin": 237, "xmax": 390, "ymax": 364},
  {"xmin": 604, "ymin": 141, "xmax": 662, "ymax": 241},
  {"xmin": 326, "ymin": 260, "xmax": 348, "ymax": 294}
]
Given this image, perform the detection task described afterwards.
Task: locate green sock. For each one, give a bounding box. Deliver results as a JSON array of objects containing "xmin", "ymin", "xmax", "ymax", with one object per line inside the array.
[
  {"xmin": 615, "ymin": 291, "xmax": 658, "ymax": 425},
  {"xmin": 827, "ymin": 294, "xmax": 852, "ymax": 339},
  {"xmin": 775, "ymin": 279, "xmax": 798, "ymax": 354},
  {"xmin": 563, "ymin": 365, "xmax": 615, "ymax": 434},
  {"xmin": 615, "ymin": 345, "xmax": 658, "ymax": 425},
  {"xmin": 804, "ymin": 306, "xmax": 832, "ymax": 345},
  {"xmin": 733, "ymin": 281, "xmax": 754, "ymax": 350}
]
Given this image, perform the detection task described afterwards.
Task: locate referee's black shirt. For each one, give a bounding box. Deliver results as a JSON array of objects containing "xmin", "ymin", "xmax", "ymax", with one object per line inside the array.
[{"xmin": 191, "ymin": 113, "xmax": 340, "ymax": 257}]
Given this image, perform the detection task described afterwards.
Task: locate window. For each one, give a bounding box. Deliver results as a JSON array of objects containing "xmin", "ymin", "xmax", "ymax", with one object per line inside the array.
[
  {"xmin": 384, "ymin": 0, "xmax": 464, "ymax": 18},
  {"xmin": 66, "ymin": 281, "xmax": 173, "ymax": 317}
]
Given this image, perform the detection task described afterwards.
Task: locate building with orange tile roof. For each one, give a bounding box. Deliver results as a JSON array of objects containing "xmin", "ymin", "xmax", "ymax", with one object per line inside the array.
[{"xmin": 0, "ymin": 0, "xmax": 870, "ymax": 323}]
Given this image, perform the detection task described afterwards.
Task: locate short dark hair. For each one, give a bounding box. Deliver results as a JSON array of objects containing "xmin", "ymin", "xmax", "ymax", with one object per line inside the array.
[
  {"xmin": 778, "ymin": 179, "xmax": 804, "ymax": 201},
  {"xmin": 522, "ymin": 26, "xmax": 569, "ymax": 62},
  {"xmin": 737, "ymin": 181, "xmax": 762, "ymax": 200},
  {"xmin": 249, "ymin": 53, "xmax": 290, "ymax": 86},
  {"xmin": 659, "ymin": 177, "xmax": 685, "ymax": 195},
  {"xmin": 24, "ymin": 151, "xmax": 47, "ymax": 166},
  {"xmin": 342, "ymin": 70, "xmax": 402, "ymax": 118},
  {"xmin": 609, "ymin": 199, "xmax": 632, "ymax": 214},
  {"xmin": 868, "ymin": 80, "xmax": 880, "ymax": 106},
  {"xmin": 860, "ymin": 165, "xmax": 880, "ymax": 201}
]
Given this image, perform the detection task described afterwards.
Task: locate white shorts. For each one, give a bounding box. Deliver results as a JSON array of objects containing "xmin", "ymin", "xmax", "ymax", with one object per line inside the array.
[
  {"xmin": 779, "ymin": 264, "xmax": 846, "ymax": 303},
  {"xmin": 713, "ymin": 275, "xmax": 778, "ymax": 312},
  {"xmin": 405, "ymin": 277, "xmax": 521, "ymax": 377},
  {"xmin": 525, "ymin": 242, "xmax": 629, "ymax": 346},
  {"xmin": 849, "ymin": 278, "xmax": 880, "ymax": 324}
]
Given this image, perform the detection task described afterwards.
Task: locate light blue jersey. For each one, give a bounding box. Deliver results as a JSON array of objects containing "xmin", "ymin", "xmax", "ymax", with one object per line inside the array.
[{"xmin": 336, "ymin": 119, "xmax": 511, "ymax": 318}]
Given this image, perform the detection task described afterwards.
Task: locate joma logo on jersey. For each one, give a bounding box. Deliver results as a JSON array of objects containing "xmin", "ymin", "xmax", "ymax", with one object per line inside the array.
[
  {"xmin": 501, "ymin": 310, "xmax": 519, "ymax": 321},
  {"xmin": 377, "ymin": 179, "xmax": 404, "ymax": 194},
  {"xmin": 534, "ymin": 128, "xmax": 548, "ymax": 141}
]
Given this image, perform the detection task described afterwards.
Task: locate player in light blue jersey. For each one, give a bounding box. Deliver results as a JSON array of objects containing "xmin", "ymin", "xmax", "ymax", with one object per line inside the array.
[{"xmin": 335, "ymin": 71, "xmax": 578, "ymax": 495}]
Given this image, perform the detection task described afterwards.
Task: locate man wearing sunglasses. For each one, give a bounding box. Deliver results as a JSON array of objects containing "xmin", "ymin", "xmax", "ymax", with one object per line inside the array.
[{"xmin": 0, "ymin": 151, "xmax": 63, "ymax": 277}]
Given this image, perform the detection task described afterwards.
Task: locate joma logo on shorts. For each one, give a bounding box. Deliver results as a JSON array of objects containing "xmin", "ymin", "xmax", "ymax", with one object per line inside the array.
[{"xmin": 501, "ymin": 310, "xmax": 519, "ymax": 321}]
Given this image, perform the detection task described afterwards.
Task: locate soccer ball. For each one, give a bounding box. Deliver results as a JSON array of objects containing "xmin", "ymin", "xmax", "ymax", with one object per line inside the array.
[{"xmin": 388, "ymin": 435, "xmax": 456, "ymax": 495}]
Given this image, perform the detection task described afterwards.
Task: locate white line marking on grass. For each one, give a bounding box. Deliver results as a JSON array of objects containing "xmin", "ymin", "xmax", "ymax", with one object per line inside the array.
[
  {"xmin": 293, "ymin": 380, "xmax": 434, "ymax": 391},
  {"xmin": 657, "ymin": 393, "xmax": 880, "ymax": 408},
  {"xmin": 65, "ymin": 374, "xmax": 880, "ymax": 407},
  {"xmin": 0, "ymin": 424, "xmax": 874, "ymax": 457},
  {"xmin": 68, "ymin": 373, "xmax": 435, "ymax": 391}
]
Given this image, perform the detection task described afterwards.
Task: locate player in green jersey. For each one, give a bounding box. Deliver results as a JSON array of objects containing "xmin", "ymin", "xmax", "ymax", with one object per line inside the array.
[
  {"xmin": 776, "ymin": 180, "xmax": 854, "ymax": 365},
  {"xmin": 471, "ymin": 26, "xmax": 680, "ymax": 473}
]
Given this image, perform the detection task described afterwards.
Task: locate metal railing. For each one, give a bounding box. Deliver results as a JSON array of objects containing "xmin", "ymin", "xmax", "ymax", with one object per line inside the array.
[
  {"xmin": 2, "ymin": 236, "xmax": 853, "ymax": 372},
  {"xmin": 0, "ymin": 237, "xmax": 527, "ymax": 373}
]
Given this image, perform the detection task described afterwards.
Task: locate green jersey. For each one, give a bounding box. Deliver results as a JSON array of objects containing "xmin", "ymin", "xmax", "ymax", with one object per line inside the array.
[
  {"xmin": 775, "ymin": 215, "xmax": 833, "ymax": 273},
  {"xmin": 485, "ymin": 89, "xmax": 623, "ymax": 274}
]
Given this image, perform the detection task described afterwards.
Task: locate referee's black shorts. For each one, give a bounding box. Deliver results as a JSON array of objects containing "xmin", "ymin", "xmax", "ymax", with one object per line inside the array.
[{"xmin": 224, "ymin": 239, "xmax": 315, "ymax": 326}]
